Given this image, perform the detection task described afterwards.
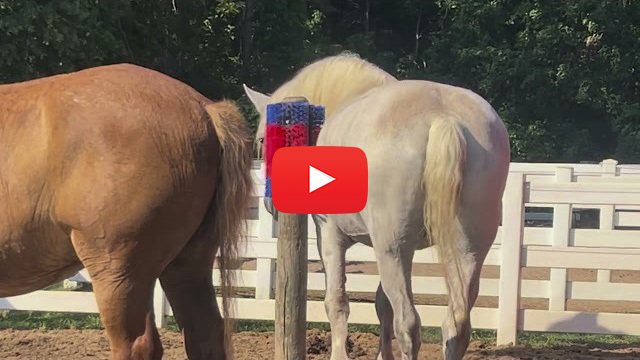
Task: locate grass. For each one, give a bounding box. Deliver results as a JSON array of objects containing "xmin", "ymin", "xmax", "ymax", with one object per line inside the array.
[
  {"xmin": 1, "ymin": 310, "xmax": 639, "ymax": 348},
  {"xmin": 0, "ymin": 311, "xmax": 103, "ymax": 331},
  {"xmin": 517, "ymin": 331, "xmax": 640, "ymax": 347}
]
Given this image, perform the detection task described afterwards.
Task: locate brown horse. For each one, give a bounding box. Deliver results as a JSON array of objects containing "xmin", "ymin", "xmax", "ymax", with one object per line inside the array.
[{"xmin": 0, "ymin": 64, "xmax": 253, "ymax": 359}]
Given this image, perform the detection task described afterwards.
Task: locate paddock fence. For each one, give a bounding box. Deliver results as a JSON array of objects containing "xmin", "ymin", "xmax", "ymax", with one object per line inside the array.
[{"xmin": 2, "ymin": 159, "xmax": 640, "ymax": 346}]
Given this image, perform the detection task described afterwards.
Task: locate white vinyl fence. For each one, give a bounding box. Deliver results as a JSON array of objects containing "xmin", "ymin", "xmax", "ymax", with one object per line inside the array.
[{"xmin": 2, "ymin": 159, "xmax": 640, "ymax": 346}]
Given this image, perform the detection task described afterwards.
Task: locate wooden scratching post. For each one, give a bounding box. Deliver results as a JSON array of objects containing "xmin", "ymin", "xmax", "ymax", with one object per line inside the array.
[{"xmin": 264, "ymin": 97, "xmax": 324, "ymax": 360}]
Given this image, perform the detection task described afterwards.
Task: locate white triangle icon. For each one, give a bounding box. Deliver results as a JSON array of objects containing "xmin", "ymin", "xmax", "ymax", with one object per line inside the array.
[{"xmin": 309, "ymin": 165, "xmax": 336, "ymax": 193}]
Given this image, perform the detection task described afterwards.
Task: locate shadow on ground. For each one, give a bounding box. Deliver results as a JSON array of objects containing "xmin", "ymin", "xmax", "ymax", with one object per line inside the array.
[{"xmin": 483, "ymin": 344, "xmax": 640, "ymax": 360}]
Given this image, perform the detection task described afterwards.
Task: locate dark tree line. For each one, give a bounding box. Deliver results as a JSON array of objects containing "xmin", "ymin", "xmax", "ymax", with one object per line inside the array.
[{"xmin": 0, "ymin": 0, "xmax": 638, "ymax": 162}]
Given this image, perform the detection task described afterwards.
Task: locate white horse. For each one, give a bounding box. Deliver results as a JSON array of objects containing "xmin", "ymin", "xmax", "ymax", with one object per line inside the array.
[{"xmin": 244, "ymin": 53, "xmax": 510, "ymax": 360}]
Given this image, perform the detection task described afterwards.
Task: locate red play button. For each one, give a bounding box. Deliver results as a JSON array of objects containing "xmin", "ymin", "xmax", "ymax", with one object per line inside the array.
[{"xmin": 271, "ymin": 146, "xmax": 368, "ymax": 214}]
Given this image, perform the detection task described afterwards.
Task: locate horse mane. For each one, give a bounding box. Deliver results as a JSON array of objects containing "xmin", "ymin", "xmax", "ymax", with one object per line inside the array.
[
  {"xmin": 254, "ymin": 53, "xmax": 395, "ymax": 154},
  {"xmin": 270, "ymin": 52, "xmax": 396, "ymax": 117}
]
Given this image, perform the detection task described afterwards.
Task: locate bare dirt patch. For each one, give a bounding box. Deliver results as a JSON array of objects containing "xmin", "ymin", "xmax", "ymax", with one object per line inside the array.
[{"xmin": 1, "ymin": 328, "xmax": 639, "ymax": 360}]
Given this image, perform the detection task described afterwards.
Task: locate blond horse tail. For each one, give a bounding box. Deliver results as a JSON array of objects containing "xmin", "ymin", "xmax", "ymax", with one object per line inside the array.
[
  {"xmin": 206, "ymin": 100, "xmax": 253, "ymax": 358},
  {"xmin": 423, "ymin": 116, "xmax": 467, "ymax": 311}
]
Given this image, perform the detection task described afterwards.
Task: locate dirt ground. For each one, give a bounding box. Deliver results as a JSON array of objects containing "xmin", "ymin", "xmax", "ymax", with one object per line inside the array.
[
  {"xmin": 1, "ymin": 328, "xmax": 639, "ymax": 360},
  {"xmin": 3, "ymin": 259, "xmax": 639, "ymax": 359}
]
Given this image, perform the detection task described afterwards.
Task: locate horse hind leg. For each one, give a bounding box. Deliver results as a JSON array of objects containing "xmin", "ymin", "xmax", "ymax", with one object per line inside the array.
[
  {"xmin": 159, "ymin": 208, "xmax": 227, "ymax": 360},
  {"xmin": 71, "ymin": 231, "xmax": 163, "ymax": 360},
  {"xmin": 441, "ymin": 229, "xmax": 491, "ymax": 360},
  {"xmin": 317, "ymin": 217, "xmax": 353, "ymax": 360},
  {"xmin": 371, "ymin": 235, "xmax": 421, "ymax": 360},
  {"xmin": 375, "ymin": 282, "xmax": 395, "ymax": 360}
]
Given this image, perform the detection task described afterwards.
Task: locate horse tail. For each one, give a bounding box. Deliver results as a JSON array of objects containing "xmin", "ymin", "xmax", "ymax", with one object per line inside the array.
[
  {"xmin": 205, "ymin": 100, "xmax": 253, "ymax": 357},
  {"xmin": 423, "ymin": 116, "xmax": 468, "ymax": 309}
]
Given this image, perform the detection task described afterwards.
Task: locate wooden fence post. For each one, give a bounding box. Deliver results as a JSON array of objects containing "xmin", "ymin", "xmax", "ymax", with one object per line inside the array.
[
  {"xmin": 266, "ymin": 97, "xmax": 324, "ymax": 360},
  {"xmin": 549, "ymin": 166, "xmax": 573, "ymax": 311},
  {"xmin": 598, "ymin": 159, "xmax": 618, "ymax": 283},
  {"xmin": 497, "ymin": 172, "xmax": 525, "ymax": 345},
  {"xmin": 274, "ymin": 212, "xmax": 308, "ymax": 360}
]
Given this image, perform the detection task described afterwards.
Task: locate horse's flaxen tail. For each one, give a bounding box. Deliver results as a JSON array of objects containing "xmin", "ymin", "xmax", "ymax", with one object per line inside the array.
[
  {"xmin": 423, "ymin": 116, "xmax": 468, "ymax": 310},
  {"xmin": 206, "ymin": 100, "xmax": 253, "ymax": 359}
]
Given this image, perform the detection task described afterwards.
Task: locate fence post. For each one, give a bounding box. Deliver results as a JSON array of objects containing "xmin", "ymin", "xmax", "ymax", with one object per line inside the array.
[
  {"xmin": 259, "ymin": 197, "xmax": 278, "ymax": 240},
  {"xmin": 153, "ymin": 279, "xmax": 167, "ymax": 328},
  {"xmin": 549, "ymin": 166, "xmax": 573, "ymax": 311},
  {"xmin": 266, "ymin": 97, "xmax": 323, "ymax": 360},
  {"xmin": 258, "ymin": 161, "xmax": 278, "ymax": 240},
  {"xmin": 255, "ymin": 258, "xmax": 276, "ymax": 299},
  {"xmin": 274, "ymin": 212, "xmax": 308, "ymax": 360},
  {"xmin": 257, "ymin": 171, "xmax": 278, "ymax": 299},
  {"xmin": 497, "ymin": 172, "xmax": 525, "ymax": 345},
  {"xmin": 597, "ymin": 159, "xmax": 618, "ymax": 283}
]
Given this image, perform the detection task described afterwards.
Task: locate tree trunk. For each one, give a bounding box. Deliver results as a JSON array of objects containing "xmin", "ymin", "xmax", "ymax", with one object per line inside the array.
[
  {"xmin": 365, "ymin": 0, "xmax": 370, "ymax": 34},
  {"xmin": 414, "ymin": 9, "xmax": 422, "ymax": 60},
  {"xmin": 240, "ymin": 0, "xmax": 256, "ymax": 82}
]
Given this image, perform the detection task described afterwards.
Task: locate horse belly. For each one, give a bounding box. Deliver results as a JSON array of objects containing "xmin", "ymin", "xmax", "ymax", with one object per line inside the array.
[
  {"xmin": 0, "ymin": 221, "xmax": 80, "ymax": 297},
  {"xmin": 331, "ymin": 213, "xmax": 373, "ymax": 246}
]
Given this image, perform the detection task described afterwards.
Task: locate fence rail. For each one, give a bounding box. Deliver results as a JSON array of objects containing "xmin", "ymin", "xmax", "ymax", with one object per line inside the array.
[{"xmin": 2, "ymin": 159, "xmax": 640, "ymax": 346}]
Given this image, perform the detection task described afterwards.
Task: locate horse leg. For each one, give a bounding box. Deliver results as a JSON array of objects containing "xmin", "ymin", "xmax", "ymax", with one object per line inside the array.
[
  {"xmin": 159, "ymin": 217, "xmax": 226, "ymax": 360},
  {"xmin": 72, "ymin": 232, "xmax": 163, "ymax": 360},
  {"xmin": 372, "ymin": 241, "xmax": 421, "ymax": 360},
  {"xmin": 441, "ymin": 230, "xmax": 491, "ymax": 360},
  {"xmin": 375, "ymin": 281, "xmax": 395, "ymax": 360},
  {"xmin": 318, "ymin": 217, "xmax": 353, "ymax": 360},
  {"xmin": 90, "ymin": 272, "xmax": 161, "ymax": 360}
]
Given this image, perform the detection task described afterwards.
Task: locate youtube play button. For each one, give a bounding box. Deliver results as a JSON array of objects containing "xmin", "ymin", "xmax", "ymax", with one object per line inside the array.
[
  {"xmin": 271, "ymin": 146, "xmax": 368, "ymax": 214},
  {"xmin": 309, "ymin": 165, "xmax": 335, "ymax": 193}
]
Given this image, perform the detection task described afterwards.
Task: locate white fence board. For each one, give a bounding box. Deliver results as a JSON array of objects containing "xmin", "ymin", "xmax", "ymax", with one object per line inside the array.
[
  {"xmin": 523, "ymin": 246, "xmax": 640, "ymax": 270},
  {"xmin": 571, "ymin": 229, "xmax": 640, "ymax": 248},
  {"xmin": 568, "ymin": 281, "xmax": 640, "ymax": 302},
  {"xmin": 0, "ymin": 291, "xmax": 98, "ymax": 313},
  {"xmin": 168, "ymin": 298, "xmax": 500, "ymax": 329},
  {"xmin": 616, "ymin": 211, "xmax": 640, "ymax": 227},
  {"xmin": 527, "ymin": 182, "xmax": 640, "ymax": 205}
]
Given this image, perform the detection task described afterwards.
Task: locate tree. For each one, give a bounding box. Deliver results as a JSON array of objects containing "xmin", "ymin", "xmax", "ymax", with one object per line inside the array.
[{"xmin": 0, "ymin": 0, "xmax": 637, "ymax": 162}]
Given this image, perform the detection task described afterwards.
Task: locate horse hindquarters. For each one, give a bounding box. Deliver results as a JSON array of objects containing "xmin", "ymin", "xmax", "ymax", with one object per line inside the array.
[
  {"xmin": 67, "ymin": 166, "xmax": 220, "ymax": 360},
  {"xmin": 159, "ymin": 102, "xmax": 253, "ymax": 360},
  {"xmin": 59, "ymin": 103, "xmax": 251, "ymax": 360},
  {"xmin": 370, "ymin": 112, "xmax": 506, "ymax": 360},
  {"xmin": 423, "ymin": 116, "xmax": 509, "ymax": 360}
]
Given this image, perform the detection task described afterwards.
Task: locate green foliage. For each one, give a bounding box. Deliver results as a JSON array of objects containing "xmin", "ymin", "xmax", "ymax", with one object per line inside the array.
[
  {"xmin": 418, "ymin": 0, "xmax": 640, "ymax": 162},
  {"xmin": 0, "ymin": 0, "xmax": 125, "ymax": 81},
  {"xmin": 0, "ymin": 0, "xmax": 637, "ymax": 162}
]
